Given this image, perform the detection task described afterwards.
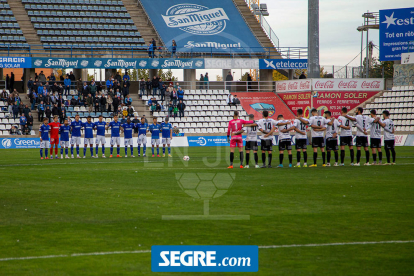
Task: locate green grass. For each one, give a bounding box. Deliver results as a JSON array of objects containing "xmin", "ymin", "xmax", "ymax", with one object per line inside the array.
[{"xmin": 0, "ymin": 146, "xmax": 414, "ymax": 275}]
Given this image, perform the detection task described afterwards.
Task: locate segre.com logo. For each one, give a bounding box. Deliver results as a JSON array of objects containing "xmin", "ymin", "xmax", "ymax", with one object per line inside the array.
[{"xmin": 151, "ymin": 245, "xmax": 258, "ymax": 272}]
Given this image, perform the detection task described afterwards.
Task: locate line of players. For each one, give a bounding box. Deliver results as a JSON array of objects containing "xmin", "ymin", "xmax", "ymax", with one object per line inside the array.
[
  {"xmin": 227, "ymin": 107, "xmax": 396, "ymax": 168},
  {"xmin": 39, "ymin": 114, "xmax": 174, "ymax": 159}
]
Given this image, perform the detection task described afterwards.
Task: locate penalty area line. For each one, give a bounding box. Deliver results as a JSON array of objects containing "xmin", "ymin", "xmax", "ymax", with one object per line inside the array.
[{"xmin": 1, "ymin": 240, "xmax": 413, "ymax": 262}]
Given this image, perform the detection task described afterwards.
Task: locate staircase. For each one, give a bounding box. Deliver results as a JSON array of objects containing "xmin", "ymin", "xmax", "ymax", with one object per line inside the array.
[
  {"xmin": 7, "ymin": 1, "xmax": 44, "ymax": 52},
  {"xmin": 232, "ymin": 0, "xmax": 282, "ymax": 59},
  {"xmin": 123, "ymin": 0, "xmax": 164, "ymax": 48}
]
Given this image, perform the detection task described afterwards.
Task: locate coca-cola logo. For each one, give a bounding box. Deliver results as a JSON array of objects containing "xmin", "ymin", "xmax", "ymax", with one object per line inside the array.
[
  {"xmin": 361, "ymin": 80, "xmax": 382, "ymax": 89},
  {"xmin": 277, "ymin": 83, "xmax": 287, "ymax": 91},
  {"xmin": 314, "ymin": 80, "xmax": 334, "ymax": 89},
  {"xmin": 338, "ymin": 80, "xmax": 358, "ymax": 89},
  {"xmin": 300, "ymin": 81, "xmax": 310, "ymax": 89},
  {"xmin": 288, "ymin": 82, "xmax": 298, "ymax": 90}
]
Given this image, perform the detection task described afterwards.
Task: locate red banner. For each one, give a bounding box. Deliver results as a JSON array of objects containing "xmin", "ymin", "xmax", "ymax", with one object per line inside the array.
[
  {"xmin": 278, "ymin": 91, "xmax": 381, "ymax": 118},
  {"xmin": 232, "ymin": 92, "xmax": 295, "ymax": 119}
]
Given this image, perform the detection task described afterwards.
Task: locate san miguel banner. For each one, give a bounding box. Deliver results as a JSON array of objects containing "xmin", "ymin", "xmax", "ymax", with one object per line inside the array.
[
  {"xmin": 278, "ymin": 91, "xmax": 381, "ymax": 118},
  {"xmin": 232, "ymin": 92, "xmax": 295, "ymax": 119},
  {"xmin": 276, "ymin": 79, "xmax": 312, "ymax": 92}
]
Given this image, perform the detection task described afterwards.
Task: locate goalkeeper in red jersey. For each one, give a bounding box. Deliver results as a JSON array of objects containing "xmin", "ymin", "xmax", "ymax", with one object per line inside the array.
[{"xmin": 48, "ymin": 115, "xmax": 61, "ymax": 159}]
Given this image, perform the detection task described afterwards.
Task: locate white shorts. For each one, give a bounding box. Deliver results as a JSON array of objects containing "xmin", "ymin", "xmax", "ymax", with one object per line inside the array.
[
  {"xmin": 162, "ymin": 138, "xmax": 171, "ymax": 145},
  {"xmin": 137, "ymin": 134, "xmax": 147, "ymax": 145},
  {"xmin": 95, "ymin": 135, "xmax": 105, "ymax": 145},
  {"xmin": 40, "ymin": 141, "xmax": 50, "ymax": 148},
  {"xmin": 111, "ymin": 137, "xmax": 121, "ymax": 146},
  {"xmin": 84, "ymin": 138, "xmax": 93, "ymax": 145},
  {"xmin": 60, "ymin": 140, "xmax": 70, "ymax": 148},
  {"xmin": 71, "ymin": 136, "xmax": 81, "ymax": 145},
  {"xmin": 124, "ymin": 138, "xmax": 133, "ymax": 146},
  {"xmin": 151, "ymin": 139, "xmax": 160, "ymax": 146}
]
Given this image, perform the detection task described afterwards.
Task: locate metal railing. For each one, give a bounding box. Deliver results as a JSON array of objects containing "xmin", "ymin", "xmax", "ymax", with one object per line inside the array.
[
  {"xmin": 259, "ymin": 15, "xmax": 279, "ymax": 48},
  {"xmin": 0, "ymin": 44, "xmax": 308, "ymax": 59}
]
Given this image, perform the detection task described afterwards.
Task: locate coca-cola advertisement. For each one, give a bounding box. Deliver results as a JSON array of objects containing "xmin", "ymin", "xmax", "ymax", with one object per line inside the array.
[
  {"xmin": 276, "ymin": 78, "xmax": 384, "ymax": 92},
  {"xmin": 278, "ymin": 91, "xmax": 382, "ymax": 118},
  {"xmin": 276, "ymin": 79, "xmax": 311, "ymax": 92}
]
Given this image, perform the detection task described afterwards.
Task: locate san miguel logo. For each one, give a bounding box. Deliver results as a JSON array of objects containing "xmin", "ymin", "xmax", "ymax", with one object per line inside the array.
[
  {"xmin": 162, "ymin": 4, "xmax": 229, "ymax": 35},
  {"xmin": 314, "ymin": 80, "xmax": 335, "ymax": 89},
  {"xmin": 250, "ymin": 103, "xmax": 275, "ymax": 117}
]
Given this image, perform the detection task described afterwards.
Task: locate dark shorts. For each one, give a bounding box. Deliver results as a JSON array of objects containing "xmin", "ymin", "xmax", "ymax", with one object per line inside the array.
[
  {"xmin": 245, "ymin": 141, "xmax": 258, "ymax": 151},
  {"xmin": 312, "ymin": 137, "xmax": 325, "ymax": 148},
  {"xmin": 261, "ymin": 139, "xmax": 273, "ymax": 152},
  {"xmin": 340, "ymin": 136, "xmax": 353, "ymax": 146},
  {"xmin": 326, "ymin": 138, "xmax": 338, "ymax": 151},
  {"xmin": 295, "ymin": 139, "xmax": 307, "ymax": 150},
  {"xmin": 279, "ymin": 139, "xmax": 292, "ymax": 151},
  {"xmin": 384, "ymin": 140, "xmax": 395, "ymax": 149},
  {"xmin": 370, "ymin": 138, "xmax": 381, "ymax": 149},
  {"xmin": 356, "ymin": 136, "xmax": 369, "ymax": 148}
]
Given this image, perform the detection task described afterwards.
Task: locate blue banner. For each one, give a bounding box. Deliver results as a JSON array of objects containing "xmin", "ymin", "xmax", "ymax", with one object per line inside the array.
[
  {"xmin": 31, "ymin": 58, "xmax": 205, "ymax": 69},
  {"xmin": 140, "ymin": 0, "xmax": 263, "ymax": 53},
  {"xmin": 151, "ymin": 245, "xmax": 258, "ymax": 272},
  {"xmin": 0, "ymin": 138, "xmax": 40, "ymax": 149},
  {"xmin": 0, "ymin": 57, "xmax": 32, "ymax": 68},
  {"xmin": 259, "ymin": 59, "xmax": 308, "ymax": 69},
  {"xmin": 379, "ymin": 7, "xmax": 414, "ymax": 61},
  {"xmin": 187, "ymin": 135, "xmax": 307, "ymax": 147}
]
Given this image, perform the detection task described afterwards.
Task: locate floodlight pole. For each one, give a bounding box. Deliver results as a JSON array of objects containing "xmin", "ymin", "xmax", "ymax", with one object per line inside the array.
[{"xmin": 308, "ymin": 0, "xmax": 320, "ymax": 79}]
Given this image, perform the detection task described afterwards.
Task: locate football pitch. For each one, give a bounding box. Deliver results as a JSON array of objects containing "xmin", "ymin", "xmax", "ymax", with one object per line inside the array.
[{"xmin": 1, "ymin": 146, "xmax": 414, "ymax": 275}]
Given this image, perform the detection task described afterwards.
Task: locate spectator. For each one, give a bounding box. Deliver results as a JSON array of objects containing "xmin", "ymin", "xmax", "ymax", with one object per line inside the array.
[
  {"xmin": 247, "ymin": 73, "xmax": 252, "ymax": 91},
  {"xmin": 204, "ymin": 73, "xmax": 209, "ymax": 89},
  {"xmin": 37, "ymin": 94, "xmax": 44, "ymax": 107},
  {"xmin": 152, "ymin": 76, "xmax": 159, "ymax": 96},
  {"xmin": 82, "ymin": 82, "xmax": 90, "ymax": 99},
  {"xmin": 60, "ymin": 74, "xmax": 64, "ymax": 81},
  {"xmin": 199, "ymin": 74, "xmax": 204, "ymax": 90},
  {"xmin": 97, "ymin": 81, "xmax": 103, "ymax": 94},
  {"xmin": 142, "ymin": 114, "xmax": 148, "ymax": 124},
  {"xmin": 168, "ymin": 101, "xmax": 173, "ymax": 117},
  {"xmin": 171, "ymin": 40, "xmax": 178, "ymax": 58},
  {"xmin": 64, "ymin": 75, "xmax": 71, "ymax": 95},
  {"xmin": 171, "ymin": 89, "xmax": 177, "ymax": 106},
  {"xmin": 29, "ymin": 89, "xmax": 37, "ymax": 110},
  {"xmin": 139, "ymin": 78, "xmax": 146, "ymax": 98},
  {"xmin": 147, "ymin": 97, "xmax": 153, "ymax": 106},
  {"xmin": 9, "ymin": 125, "xmax": 18, "ymax": 135},
  {"xmin": 85, "ymin": 94, "xmax": 92, "ymax": 112},
  {"xmin": 132, "ymin": 115, "xmax": 140, "ymax": 133},
  {"xmin": 19, "ymin": 113, "xmax": 27, "ymax": 132},
  {"xmin": 112, "ymin": 79, "xmax": 120, "ymax": 93},
  {"xmin": 38, "ymin": 83, "xmax": 44, "ymax": 95},
  {"xmin": 19, "ymin": 102, "xmax": 24, "ymax": 116},
  {"xmin": 77, "ymin": 78, "xmax": 83, "ymax": 97},
  {"xmin": 115, "ymin": 72, "xmax": 122, "ymax": 84},
  {"xmin": 107, "ymin": 95, "xmax": 113, "ymax": 112},
  {"xmin": 177, "ymin": 87, "xmax": 184, "ymax": 101},
  {"xmin": 112, "ymin": 95, "xmax": 119, "ymax": 113},
  {"xmin": 146, "ymin": 78, "xmax": 152, "ymax": 96},
  {"xmin": 226, "ymin": 94, "xmax": 233, "ymax": 106},
  {"xmin": 233, "ymin": 95, "xmax": 240, "ymax": 105},
  {"xmin": 5, "ymin": 74, "xmax": 10, "ymax": 90},
  {"xmin": 156, "ymin": 103, "xmax": 162, "ymax": 112},
  {"xmin": 27, "ymin": 77, "xmax": 34, "ymax": 93},
  {"xmin": 299, "ymin": 72, "xmax": 307, "ymax": 79},
  {"xmin": 120, "ymin": 115, "xmax": 127, "ymax": 125},
  {"xmin": 23, "ymin": 104, "xmax": 31, "ymax": 118},
  {"xmin": 148, "ymin": 42, "xmax": 154, "ymax": 58},
  {"xmin": 52, "ymin": 103, "xmax": 59, "ymax": 117},
  {"xmin": 1, "ymin": 89, "xmax": 8, "ymax": 102},
  {"xmin": 173, "ymin": 105, "xmax": 178, "ymax": 118},
  {"xmin": 70, "ymin": 96, "xmax": 78, "ymax": 107},
  {"xmin": 60, "ymin": 109, "xmax": 66, "ymax": 124},
  {"xmin": 166, "ymin": 83, "xmax": 173, "ymax": 103},
  {"xmin": 123, "ymin": 72, "xmax": 130, "ymax": 83},
  {"xmin": 122, "ymin": 83, "xmax": 129, "ymax": 99},
  {"xmin": 69, "ymin": 71, "xmax": 76, "ymax": 81},
  {"xmin": 92, "ymin": 97, "xmax": 101, "ymax": 112},
  {"xmin": 125, "ymin": 95, "xmax": 132, "ymax": 106},
  {"xmin": 27, "ymin": 112, "xmax": 33, "ymax": 133},
  {"xmin": 226, "ymin": 71, "xmax": 233, "ymax": 92},
  {"xmin": 127, "ymin": 106, "xmax": 134, "ymax": 117},
  {"xmin": 107, "ymin": 88, "xmax": 114, "ymax": 99},
  {"xmin": 12, "ymin": 102, "xmax": 19, "ymax": 119},
  {"xmin": 89, "ymin": 81, "xmax": 97, "ymax": 99},
  {"xmin": 45, "ymin": 82, "xmax": 51, "ymax": 93},
  {"xmin": 49, "ymin": 73, "xmax": 56, "ymax": 85},
  {"xmin": 100, "ymin": 95, "xmax": 107, "ymax": 112},
  {"xmin": 10, "ymin": 72, "xmax": 15, "ymax": 92},
  {"xmin": 38, "ymin": 71, "xmax": 46, "ymax": 83},
  {"xmin": 177, "ymin": 100, "xmax": 186, "ymax": 119},
  {"xmin": 44, "ymin": 92, "xmax": 51, "ymax": 108},
  {"xmin": 150, "ymin": 103, "xmax": 156, "ymax": 115},
  {"xmin": 160, "ymin": 84, "xmax": 166, "ymax": 103},
  {"xmin": 45, "ymin": 106, "xmax": 52, "ymax": 122}
]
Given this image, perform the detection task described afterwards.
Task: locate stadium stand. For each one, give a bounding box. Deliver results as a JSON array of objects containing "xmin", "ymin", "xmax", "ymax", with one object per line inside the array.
[
  {"xmin": 143, "ymin": 90, "xmax": 247, "ymax": 134},
  {"xmin": 23, "ymin": 0, "xmax": 146, "ymax": 50},
  {"xmin": 0, "ymin": 0, "xmax": 28, "ymax": 49},
  {"xmin": 363, "ymin": 86, "xmax": 414, "ymax": 132}
]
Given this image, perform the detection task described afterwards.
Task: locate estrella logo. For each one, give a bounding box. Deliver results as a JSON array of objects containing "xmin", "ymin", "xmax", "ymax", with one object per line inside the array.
[{"xmin": 250, "ymin": 103, "xmax": 275, "ymax": 117}]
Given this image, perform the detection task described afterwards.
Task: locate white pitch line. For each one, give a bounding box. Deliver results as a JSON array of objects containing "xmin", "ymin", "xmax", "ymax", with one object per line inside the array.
[{"xmin": 0, "ymin": 240, "xmax": 413, "ymax": 262}]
